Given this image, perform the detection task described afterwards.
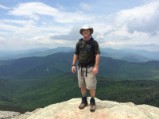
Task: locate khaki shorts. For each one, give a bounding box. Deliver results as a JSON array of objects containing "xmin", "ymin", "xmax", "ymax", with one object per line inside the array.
[{"xmin": 77, "ymin": 66, "xmax": 97, "ymax": 90}]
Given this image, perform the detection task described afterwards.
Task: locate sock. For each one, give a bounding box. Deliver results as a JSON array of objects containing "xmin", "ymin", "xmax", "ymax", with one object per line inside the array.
[
  {"xmin": 82, "ymin": 94, "xmax": 86, "ymax": 97},
  {"xmin": 91, "ymin": 97, "xmax": 95, "ymax": 99}
]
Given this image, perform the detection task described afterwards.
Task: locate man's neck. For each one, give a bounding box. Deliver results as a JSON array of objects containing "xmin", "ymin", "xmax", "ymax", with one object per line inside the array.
[{"xmin": 83, "ymin": 36, "xmax": 91, "ymax": 41}]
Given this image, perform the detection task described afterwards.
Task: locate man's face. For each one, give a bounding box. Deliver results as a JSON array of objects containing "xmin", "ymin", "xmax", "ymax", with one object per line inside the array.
[{"xmin": 82, "ymin": 29, "xmax": 91, "ymax": 37}]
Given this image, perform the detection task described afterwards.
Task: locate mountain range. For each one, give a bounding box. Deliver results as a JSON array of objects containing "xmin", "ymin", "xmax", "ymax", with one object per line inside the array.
[
  {"xmin": 0, "ymin": 52, "xmax": 159, "ymax": 80},
  {"xmin": 1, "ymin": 47, "xmax": 159, "ymax": 62},
  {"xmin": 0, "ymin": 50, "xmax": 159, "ymax": 112}
]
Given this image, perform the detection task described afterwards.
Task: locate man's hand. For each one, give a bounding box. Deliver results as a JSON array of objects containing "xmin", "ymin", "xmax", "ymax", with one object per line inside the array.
[
  {"xmin": 92, "ymin": 54, "xmax": 100, "ymax": 76},
  {"xmin": 92, "ymin": 66, "xmax": 98, "ymax": 76},
  {"xmin": 71, "ymin": 66, "xmax": 76, "ymax": 73},
  {"xmin": 71, "ymin": 54, "xmax": 78, "ymax": 74}
]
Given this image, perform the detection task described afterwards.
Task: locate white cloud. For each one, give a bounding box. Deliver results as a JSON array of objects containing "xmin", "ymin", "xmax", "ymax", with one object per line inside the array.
[
  {"xmin": 85, "ymin": 1, "xmax": 159, "ymax": 51},
  {"xmin": 51, "ymin": 26, "xmax": 82, "ymax": 40},
  {"xmin": 9, "ymin": 2, "xmax": 58, "ymax": 20},
  {"xmin": 115, "ymin": 1, "xmax": 159, "ymax": 34},
  {"xmin": 0, "ymin": 1, "xmax": 159, "ymax": 51},
  {"xmin": 0, "ymin": 21, "xmax": 20, "ymax": 32},
  {"xmin": 0, "ymin": 4, "xmax": 10, "ymax": 9},
  {"xmin": 9, "ymin": 2, "xmax": 93, "ymax": 23},
  {"xmin": 0, "ymin": 18, "xmax": 74, "ymax": 50},
  {"xmin": 2, "ymin": 19, "xmax": 29, "ymax": 24}
]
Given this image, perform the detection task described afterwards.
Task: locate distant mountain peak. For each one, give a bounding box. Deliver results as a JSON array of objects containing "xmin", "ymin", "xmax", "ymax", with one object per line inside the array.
[{"xmin": 11, "ymin": 97, "xmax": 159, "ymax": 119}]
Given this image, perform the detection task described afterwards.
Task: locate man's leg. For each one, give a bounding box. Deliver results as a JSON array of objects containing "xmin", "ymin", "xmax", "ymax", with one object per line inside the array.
[
  {"xmin": 81, "ymin": 86, "xmax": 87, "ymax": 96},
  {"xmin": 86, "ymin": 67, "xmax": 97, "ymax": 112},
  {"xmin": 78, "ymin": 67, "xmax": 88, "ymax": 109},
  {"xmin": 90, "ymin": 88, "xmax": 95, "ymax": 97},
  {"xmin": 79, "ymin": 87, "xmax": 88, "ymax": 109},
  {"xmin": 90, "ymin": 88, "xmax": 96, "ymax": 112}
]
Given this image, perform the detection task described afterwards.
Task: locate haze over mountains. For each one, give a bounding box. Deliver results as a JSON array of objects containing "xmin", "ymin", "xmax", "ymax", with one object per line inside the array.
[
  {"xmin": 0, "ymin": 47, "xmax": 159, "ymax": 81},
  {"xmin": 0, "ymin": 47, "xmax": 159, "ymax": 62},
  {"xmin": 0, "ymin": 51, "xmax": 159, "ymax": 81}
]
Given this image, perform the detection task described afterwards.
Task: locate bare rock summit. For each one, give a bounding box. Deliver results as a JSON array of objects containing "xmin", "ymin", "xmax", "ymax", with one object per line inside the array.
[{"xmin": 10, "ymin": 97, "xmax": 159, "ymax": 119}]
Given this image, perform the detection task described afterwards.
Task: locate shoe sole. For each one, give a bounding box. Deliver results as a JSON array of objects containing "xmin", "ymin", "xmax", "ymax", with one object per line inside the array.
[
  {"xmin": 90, "ymin": 105, "xmax": 96, "ymax": 112},
  {"xmin": 90, "ymin": 109, "xmax": 95, "ymax": 112},
  {"xmin": 79, "ymin": 104, "xmax": 88, "ymax": 109}
]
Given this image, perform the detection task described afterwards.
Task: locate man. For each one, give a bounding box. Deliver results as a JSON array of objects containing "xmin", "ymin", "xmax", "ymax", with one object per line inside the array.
[{"xmin": 71, "ymin": 25, "xmax": 100, "ymax": 112}]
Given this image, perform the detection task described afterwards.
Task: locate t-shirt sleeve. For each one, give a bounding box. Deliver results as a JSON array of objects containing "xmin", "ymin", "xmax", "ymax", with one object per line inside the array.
[
  {"xmin": 93, "ymin": 40, "xmax": 100, "ymax": 54},
  {"xmin": 74, "ymin": 42, "xmax": 79, "ymax": 55}
]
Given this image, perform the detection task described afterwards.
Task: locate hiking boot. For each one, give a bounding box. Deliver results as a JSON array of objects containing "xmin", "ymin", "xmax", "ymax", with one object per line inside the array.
[
  {"xmin": 90, "ymin": 97, "xmax": 96, "ymax": 112},
  {"xmin": 79, "ymin": 97, "xmax": 88, "ymax": 109}
]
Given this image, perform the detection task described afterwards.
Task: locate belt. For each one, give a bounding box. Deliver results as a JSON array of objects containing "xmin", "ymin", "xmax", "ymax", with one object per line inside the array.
[{"xmin": 79, "ymin": 65, "xmax": 93, "ymax": 77}]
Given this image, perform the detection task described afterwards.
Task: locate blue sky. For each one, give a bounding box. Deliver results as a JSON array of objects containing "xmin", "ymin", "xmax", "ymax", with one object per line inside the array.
[{"xmin": 0, "ymin": 0, "xmax": 159, "ymax": 51}]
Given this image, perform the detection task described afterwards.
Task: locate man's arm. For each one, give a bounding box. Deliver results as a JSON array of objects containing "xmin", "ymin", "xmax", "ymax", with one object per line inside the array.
[
  {"xmin": 71, "ymin": 54, "xmax": 78, "ymax": 73},
  {"xmin": 72, "ymin": 54, "xmax": 78, "ymax": 65},
  {"xmin": 95, "ymin": 54, "xmax": 100, "ymax": 68},
  {"xmin": 92, "ymin": 54, "xmax": 100, "ymax": 75}
]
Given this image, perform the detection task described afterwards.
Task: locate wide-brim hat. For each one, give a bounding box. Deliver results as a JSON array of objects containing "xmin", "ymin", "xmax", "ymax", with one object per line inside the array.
[{"xmin": 80, "ymin": 25, "xmax": 93, "ymax": 35}]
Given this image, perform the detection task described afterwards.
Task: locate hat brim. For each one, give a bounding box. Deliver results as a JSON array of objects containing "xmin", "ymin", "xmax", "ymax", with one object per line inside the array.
[{"xmin": 80, "ymin": 28, "xmax": 93, "ymax": 35}]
